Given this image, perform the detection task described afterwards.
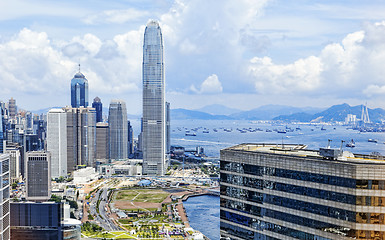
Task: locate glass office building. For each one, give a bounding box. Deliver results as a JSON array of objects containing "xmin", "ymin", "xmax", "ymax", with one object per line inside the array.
[
  {"xmin": 70, "ymin": 71, "xmax": 88, "ymax": 108},
  {"xmin": 220, "ymin": 143, "xmax": 385, "ymax": 240},
  {"xmin": 142, "ymin": 20, "xmax": 166, "ymax": 175},
  {"xmin": 92, "ymin": 97, "xmax": 102, "ymax": 123}
]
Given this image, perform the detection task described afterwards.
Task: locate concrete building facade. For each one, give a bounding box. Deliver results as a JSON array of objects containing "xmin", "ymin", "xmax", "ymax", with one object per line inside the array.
[{"xmin": 26, "ymin": 151, "xmax": 51, "ymax": 201}]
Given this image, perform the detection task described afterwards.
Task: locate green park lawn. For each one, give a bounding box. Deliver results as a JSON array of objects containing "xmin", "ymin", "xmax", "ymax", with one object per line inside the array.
[{"xmin": 115, "ymin": 189, "xmax": 170, "ymax": 203}]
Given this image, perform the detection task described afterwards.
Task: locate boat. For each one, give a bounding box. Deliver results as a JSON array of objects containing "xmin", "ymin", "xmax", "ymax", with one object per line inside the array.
[
  {"xmin": 266, "ymin": 129, "xmax": 272, "ymax": 132},
  {"xmin": 346, "ymin": 139, "xmax": 355, "ymax": 148},
  {"xmin": 185, "ymin": 132, "xmax": 196, "ymax": 136},
  {"xmin": 368, "ymin": 139, "xmax": 378, "ymax": 143},
  {"xmin": 321, "ymin": 126, "xmax": 326, "ymax": 131},
  {"xmin": 203, "ymin": 130, "xmax": 209, "ymax": 133},
  {"xmin": 277, "ymin": 130, "xmax": 287, "ymax": 134}
]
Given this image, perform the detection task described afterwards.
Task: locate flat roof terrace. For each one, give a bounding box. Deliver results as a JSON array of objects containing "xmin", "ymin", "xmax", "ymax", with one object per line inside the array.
[{"xmin": 222, "ymin": 143, "xmax": 385, "ymax": 165}]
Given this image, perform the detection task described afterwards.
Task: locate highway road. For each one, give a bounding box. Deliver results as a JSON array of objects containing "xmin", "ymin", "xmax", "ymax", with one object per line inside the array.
[{"xmin": 89, "ymin": 183, "xmax": 121, "ymax": 231}]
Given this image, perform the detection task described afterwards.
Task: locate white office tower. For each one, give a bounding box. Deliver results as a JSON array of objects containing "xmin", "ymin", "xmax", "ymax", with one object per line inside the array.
[
  {"xmin": 5, "ymin": 146, "xmax": 21, "ymax": 184},
  {"xmin": 47, "ymin": 109, "xmax": 67, "ymax": 178},
  {"xmin": 108, "ymin": 100, "xmax": 128, "ymax": 160},
  {"xmin": 0, "ymin": 154, "xmax": 10, "ymax": 239},
  {"xmin": 142, "ymin": 20, "xmax": 166, "ymax": 175},
  {"xmin": 26, "ymin": 151, "xmax": 51, "ymax": 201}
]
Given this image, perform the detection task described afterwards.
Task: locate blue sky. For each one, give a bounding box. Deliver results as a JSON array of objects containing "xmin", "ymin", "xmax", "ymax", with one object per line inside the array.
[{"xmin": 1, "ymin": 0, "xmax": 385, "ymax": 114}]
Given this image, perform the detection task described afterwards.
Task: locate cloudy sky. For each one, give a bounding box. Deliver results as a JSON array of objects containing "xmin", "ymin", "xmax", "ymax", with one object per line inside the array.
[{"xmin": 1, "ymin": 0, "xmax": 385, "ymax": 114}]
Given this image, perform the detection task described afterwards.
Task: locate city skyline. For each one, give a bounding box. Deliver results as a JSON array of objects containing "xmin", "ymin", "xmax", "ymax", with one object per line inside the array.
[{"xmin": 1, "ymin": 1, "xmax": 385, "ymax": 113}]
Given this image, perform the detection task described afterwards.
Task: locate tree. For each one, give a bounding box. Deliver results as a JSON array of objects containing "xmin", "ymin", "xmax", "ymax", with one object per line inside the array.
[{"xmin": 49, "ymin": 194, "xmax": 62, "ymax": 203}]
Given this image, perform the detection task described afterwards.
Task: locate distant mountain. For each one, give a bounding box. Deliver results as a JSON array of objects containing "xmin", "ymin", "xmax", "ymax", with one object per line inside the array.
[
  {"xmin": 102, "ymin": 107, "xmax": 140, "ymax": 120},
  {"xmin": 196, "ymin": 104, "xmax": 241, "ymax": 116},
  {"xmin": 31, "ymin": 107, "xmax": 140, "ymax": 119},
  {"xmin": 229, "ymin": 104, "xmax": 321, "ymax": 120},
  {"xmin": 274, "ymin": 103, "xmax": 385, "ymax": 123},
  {"xmin": 171, "ymin": 108, "xmax": 232, "ymax": 120},
  {"xmin": 31, "ymin": 107, "xmax": 62, "ymax": 115}
]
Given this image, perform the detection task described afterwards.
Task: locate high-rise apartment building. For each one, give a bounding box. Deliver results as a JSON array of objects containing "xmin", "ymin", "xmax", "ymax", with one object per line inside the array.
[
  {"xmin": 64, "ymin": 106, "xmax": 96, "ymax": 172},
  {"xmin": 108, "ymin": 100, "xmax": 128, "ymax": 160},
  {"xmin": 220, "ymin": 143, "xmax": 385, "ymax": 240},
  {"xmin": 70, "ymin": 70, "xmax": 88, "ymax": 108},
  {"xmin": 142, "ymin": 20, "xmax": 166, "ymax": 175},
  {"xmin": 47, "ymin": 109, "xmax": 67, "ymax": 178},
  {"xmin": 26, "ymin": 151, "xmax": 51, "ymax": 201},
  {"xmin": 0, "ymin": 154, "xmax": 10, "ymax": 239},
  {"xmin": 92, "ymin": 96, "xmax": 103, "ymax": 123}
]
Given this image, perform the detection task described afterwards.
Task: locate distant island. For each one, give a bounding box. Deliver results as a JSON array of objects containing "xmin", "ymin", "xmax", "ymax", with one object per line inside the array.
[{"xmin": 171, "ymin": 103, "xmax": 385, "ymax": 123}]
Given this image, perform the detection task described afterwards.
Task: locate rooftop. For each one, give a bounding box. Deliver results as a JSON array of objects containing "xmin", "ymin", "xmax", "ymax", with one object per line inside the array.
[{"xmin": 223, "ymin": 143, "xmax": 385, "ymax": 165}]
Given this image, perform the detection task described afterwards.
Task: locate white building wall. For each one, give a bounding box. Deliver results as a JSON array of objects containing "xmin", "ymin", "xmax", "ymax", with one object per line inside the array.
[{"xmin": 47, "ymin": 109, "xmax": 67, "ymax": 178}]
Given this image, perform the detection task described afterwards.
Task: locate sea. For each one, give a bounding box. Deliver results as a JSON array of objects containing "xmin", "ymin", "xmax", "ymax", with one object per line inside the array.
[
  {"xmin": 183, "ymin": 195, "xmax": 220, "ymax": 240},
  {"xmin": 168, "ymin": 119, "xmax": 385, "ymax": 157},
  {"xmin": 129, "ymin": 119, "xmax": 385, "ymax": 239}
]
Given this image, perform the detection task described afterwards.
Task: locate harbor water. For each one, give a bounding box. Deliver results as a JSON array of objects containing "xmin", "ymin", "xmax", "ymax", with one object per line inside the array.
[{"xmin": 183, "ymin": 195, "xmax": 220, "ymax": 240}]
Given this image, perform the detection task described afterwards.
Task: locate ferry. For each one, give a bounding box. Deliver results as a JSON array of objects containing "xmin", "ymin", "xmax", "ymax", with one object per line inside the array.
[{"xmin": 346, "ymin": 139, "xmax": 355, "ymax": 148}]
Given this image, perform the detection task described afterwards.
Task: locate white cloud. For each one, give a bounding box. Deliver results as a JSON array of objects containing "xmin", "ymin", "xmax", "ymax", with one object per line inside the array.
[
  {"xmin": 190, "ymin": 74, "xmax": 223, "ymax": 94},
  {"xmin": 0, "ymin": 26, "xmax": 144, "ymax": 107},
  {"xmin": 246, "ymin": 21, "xmax": 385, "ymax": 100},
  {"xmin": 363, "ymin": 85, "xmax": 385, "ymax": 97},
  {"xmin": 83, "ymin": 8, "xmax": 149, "ymax": 25}
]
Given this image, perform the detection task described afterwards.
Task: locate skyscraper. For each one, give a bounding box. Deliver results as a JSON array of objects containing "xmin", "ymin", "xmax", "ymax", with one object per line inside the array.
[
  {"xmin": 64, "ymin": 106, "xmax": 96, "ymax": 172},
  {"xmin": 26, "ymin": 151, "xmax": 51, "ymax": 201},
  {"xmin": 70, "ymin": 68, "xmax": 88, "ymax": 108},
  {"xmin": 47, "ymin": 109, "xmax": 67, "ymax": 178},
  {"xmin": 8, "ymin": 97, "xmax": 17, "ymax": 118},
  {"xmin": 108, "ymin": 100, "xmax": 128, "ymax": 160},
  {"xmin": 127, "ymin": 120, "xmax": 133, "ymax": 156},
  {"xmin": 142, "ymin": 20, "xmax": 166, "ymax": 175},
  {"xmin": 92, "ymin": 96, "xmax": 103, "ymax": 123},
  {"xmin": 96, "ymin": 122, "xmax": 109, "ymax": 163}
]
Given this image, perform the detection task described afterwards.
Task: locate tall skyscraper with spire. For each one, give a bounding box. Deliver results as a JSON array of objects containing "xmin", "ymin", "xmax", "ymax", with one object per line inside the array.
[
  {"xmin": 71, "ymin": 65, "xmax": 88, "ymax": 108},
  {"xmin": 142, "ymin": 20, "xmax": 166, "ymax": 175}
]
